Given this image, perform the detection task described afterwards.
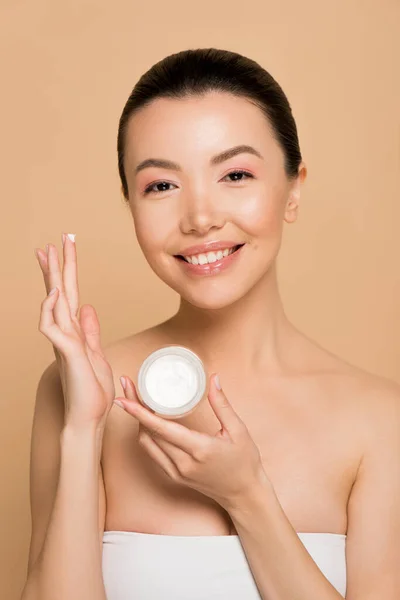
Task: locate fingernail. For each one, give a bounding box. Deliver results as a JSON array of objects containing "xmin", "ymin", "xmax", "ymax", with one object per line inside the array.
[
  {"xmin": 114, "ymin": 400, "xmax": 125, "ymax": 409},
  {"xmin": 215, "ymin": 374, "xmax": 222, "ymax": 390},
  {"xmin": 67, "ymin": 233, "xmax": 76, "ymax": 243},
  {"xmin": 120, "ymin": 376, "xmax": 127, "ymax": 390}
]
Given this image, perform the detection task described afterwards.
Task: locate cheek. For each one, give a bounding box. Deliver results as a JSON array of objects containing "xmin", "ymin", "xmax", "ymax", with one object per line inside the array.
[
  {"xmin": 132, "ymin": 199, "xmax": 168, "ymax": 237},
  {"xmin": 236, "ymin": 192, "xmax": 285, "ymax": 236},
  {"xmin": 134, "ymin": 211, "xmax": 166, "ymax": 255}
]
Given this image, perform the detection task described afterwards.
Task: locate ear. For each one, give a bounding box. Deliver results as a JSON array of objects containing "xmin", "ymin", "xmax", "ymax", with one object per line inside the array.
[{"xmin": 284, "ymin": 162, "xmax": 307, "ymax": 224}]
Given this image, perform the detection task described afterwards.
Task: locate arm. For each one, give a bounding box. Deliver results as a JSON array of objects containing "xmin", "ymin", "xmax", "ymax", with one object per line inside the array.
[
  {"xmin": 20, "ymin": 362, "xmax": 107, "ymax": 600},
  {"xmin": 344, "ymin": 384, "xmax": 400, "ymax": 599},
  {"xmin": 227, "ymin": 385, "xmax": 400, "ymax": 600},
  {"xmin": 227, "ymin": 479, "xmax": 344, "ymax": 600}
]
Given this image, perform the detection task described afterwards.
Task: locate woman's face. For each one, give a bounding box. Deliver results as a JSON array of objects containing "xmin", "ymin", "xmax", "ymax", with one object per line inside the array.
[{"xmin": 123, "ymin": 91, "xmax": 306, "ymax": 309}]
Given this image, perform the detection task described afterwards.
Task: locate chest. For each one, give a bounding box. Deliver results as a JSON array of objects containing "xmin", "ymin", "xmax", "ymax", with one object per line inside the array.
[{"xmin": 102, "ymin": 382, "xmax": 359, "ymax": 536}]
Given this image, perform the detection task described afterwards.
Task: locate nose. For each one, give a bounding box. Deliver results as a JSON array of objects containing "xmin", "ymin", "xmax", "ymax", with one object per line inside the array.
[{"xmin": 179, "ymin": 189, "xmax": 226, "ymax": 236}]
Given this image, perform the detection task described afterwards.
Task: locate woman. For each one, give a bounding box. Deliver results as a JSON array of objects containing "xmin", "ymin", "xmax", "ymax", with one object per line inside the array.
[{"xmin": 23, "ymin": 48, "xmax": 399, "ymax": 600}]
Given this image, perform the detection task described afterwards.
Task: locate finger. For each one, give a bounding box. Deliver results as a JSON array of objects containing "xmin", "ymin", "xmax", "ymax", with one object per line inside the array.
[
  {"xmin": 208, "ymin": 373, "xmax": 244, "ymax": 435},
  {"xmin": 142, "ymin": 424, "xmax": 192, "ymax": 465},
  {"xmin": 46, "ymin": 243, "xmax": 74, "ymax": 329},
  {"xmin": 35, "ymin": 250, "xmax": 62, "ymax": 366},
  {"xmin": 61, "ymin": 233, "xmax": 79, "ymax": 318},
  {"xmin": 119, "ymin": 376, "xmax": 155, "ymax": 411},
  {"xmin": 79, "ymin": 304, "xmax": 104, "ymax": 357},
  {"xmin": 34, "ymin": 248, "xmax": 51, "ymax": 294},
  {"xmin": 38, "ymin": 287, "xmax": 67, "ymax": 348},
  {"xmin": 115, "ymin": 376, "xmax": 207, "ymax": 455},
  {"xmin": 138, "ymin": 430, "xmax": 180, "ymax": 480}
]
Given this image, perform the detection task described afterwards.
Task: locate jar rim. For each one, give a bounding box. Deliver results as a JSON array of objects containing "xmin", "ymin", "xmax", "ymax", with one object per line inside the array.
[{"xmin": 137, "ymin": 345, "xmax": 207, "ymax": 416}]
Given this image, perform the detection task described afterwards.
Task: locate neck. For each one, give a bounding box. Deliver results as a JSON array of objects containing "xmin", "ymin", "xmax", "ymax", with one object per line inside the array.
[{"xmin": 162, "ymin": 262, "xmax": 301, "ymax": 377}]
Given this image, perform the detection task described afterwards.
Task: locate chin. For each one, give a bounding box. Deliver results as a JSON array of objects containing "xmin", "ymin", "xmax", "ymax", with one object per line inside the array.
[
  {"xmin": 145, "ymin": 252, "xmax": 272, "ymax": 310},
  {"xmin": 168, "ymin": 278, "xmax": 252, "ymax": 311},
  {"xmin": 183, "ymin": 294, "xmax": 243, "ymax": 311}
]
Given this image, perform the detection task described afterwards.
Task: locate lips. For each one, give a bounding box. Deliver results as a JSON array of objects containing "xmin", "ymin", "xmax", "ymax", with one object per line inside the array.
[
  {"xmin": 174, "ymin": 242, "xmax": 245, "ymax": 276},
  {"xmin": 175, "ymin": 243, "xmax": 245, "ymax": 260},
  {"xmin": 174, "ymin": 240, "xmax": 245, "ymax": 258}
]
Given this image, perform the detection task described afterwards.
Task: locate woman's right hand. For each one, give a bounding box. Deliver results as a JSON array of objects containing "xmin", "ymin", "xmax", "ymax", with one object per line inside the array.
[{"xmin": 35, "ymin": 233, "xmax": 116, "ymax": 432}]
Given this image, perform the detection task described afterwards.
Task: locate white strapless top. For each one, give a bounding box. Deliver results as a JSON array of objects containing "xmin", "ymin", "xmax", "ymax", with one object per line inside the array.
[{"xmin": 102, "ymin": 530, "xmax": 347, "ymax": 599}]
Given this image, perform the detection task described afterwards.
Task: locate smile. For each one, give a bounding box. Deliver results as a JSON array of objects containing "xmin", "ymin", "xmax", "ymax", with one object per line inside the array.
[
  {"xmin": 174, "ymin": 244, "xmax": 245, "ymax": 276},
  {"xmin": 179, "ymin": 244, "xmax": 244, "ymax": 265}
]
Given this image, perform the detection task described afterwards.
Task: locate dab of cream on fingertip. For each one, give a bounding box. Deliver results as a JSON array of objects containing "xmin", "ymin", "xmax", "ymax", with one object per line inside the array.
[{"xmin": 67, "ymin": 234, "xmax": 76, "ymax": 242}]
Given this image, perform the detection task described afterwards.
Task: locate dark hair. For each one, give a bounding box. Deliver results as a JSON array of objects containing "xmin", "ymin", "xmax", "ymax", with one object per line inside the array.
[{"xmin": 117, "ymin": 47, "xmax": 302, "ymax": 201}]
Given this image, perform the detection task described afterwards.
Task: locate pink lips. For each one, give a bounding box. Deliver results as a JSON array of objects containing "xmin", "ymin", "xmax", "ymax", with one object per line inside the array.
[
  {"xmin": 175, "ymin": 244, "xmax": 245, "ymax": 277},
  {"xmin": 175, "ymin": 240, "xmax": 243, "ymax": 257}
]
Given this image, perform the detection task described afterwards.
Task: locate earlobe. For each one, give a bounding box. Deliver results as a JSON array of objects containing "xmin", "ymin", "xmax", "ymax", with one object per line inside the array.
[
  {"xmin": 284, "ymin": 198, "xmax": 299, "ymax": 223},
  {"xmin": 284, "ymin": 166, "xmax": 304, "ymax": 224}
]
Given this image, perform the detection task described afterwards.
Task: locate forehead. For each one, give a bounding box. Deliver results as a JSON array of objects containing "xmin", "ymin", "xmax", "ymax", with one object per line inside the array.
[{"xmin": 123, "ymin": 91, "xmax": 279, "ymax": 166}]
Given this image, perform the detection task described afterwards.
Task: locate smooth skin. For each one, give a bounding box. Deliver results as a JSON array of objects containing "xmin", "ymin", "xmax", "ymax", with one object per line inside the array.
[
  {"xmin": 36, "ymin": 236, "xmax": 116, "ymax": 430},
  {"xmin": 24, "ymin": 235, "xmax": 118, "ymax": 599},
  {"xmin": 28, "ymin": 91, "xmax": 400, "ymax": 599}
]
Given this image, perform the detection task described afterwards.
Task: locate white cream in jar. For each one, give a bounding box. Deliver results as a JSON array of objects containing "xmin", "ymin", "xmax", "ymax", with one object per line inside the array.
[{"xmin": 137, "ymin": 345, "xmax": 207, "ymax": 418}]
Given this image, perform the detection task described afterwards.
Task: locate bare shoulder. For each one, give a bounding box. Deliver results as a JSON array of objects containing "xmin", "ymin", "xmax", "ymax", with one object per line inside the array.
[
  {"xmin": 347, "ymin": 365, "xmax": 400, "ymax": 446},
  {"xmin": 321, "ymin": 340, "xmax": 400, "ymax": 408},
  {"xmin": 33, "ymin": 359, "xmax": 65, "ymax": 421},
  {"xmin": 337, "ymin": 363, "xmax": 400, "ymax": 598},
  {"xmin": 346, "ymin": 365, "xmax": 400, "ymax": 452},
  {"xmin": 300, "ymin": 330, "xmax": 400, "ymax": 431}
]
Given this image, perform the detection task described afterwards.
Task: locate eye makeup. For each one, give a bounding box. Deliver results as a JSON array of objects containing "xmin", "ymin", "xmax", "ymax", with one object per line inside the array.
[{"xmin": 142, "ymin": 169, "xmax": 254, "ymax": 196}]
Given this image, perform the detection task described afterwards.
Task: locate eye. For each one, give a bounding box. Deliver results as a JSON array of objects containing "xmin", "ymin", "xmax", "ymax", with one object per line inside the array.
[
  {"xmin": 222, "ymin": 169, "xmax": 254, "ymax": 183},
  {"xmin": 143, "ymin": 181, "xmax": 177, "ymax": 195},
  {"xmin": 142, "ymin": 169, "xmax": 254, "ymax": 196}
]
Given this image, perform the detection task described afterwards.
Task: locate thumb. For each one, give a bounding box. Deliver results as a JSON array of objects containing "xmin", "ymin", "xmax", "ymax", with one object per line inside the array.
[
  {"xmin": 208, "ymin": 373, "xmax": 242, "ymax": 435},
  {"xmin": 79, "ymin": 304, "xmax": 103, "ymax": 355}
]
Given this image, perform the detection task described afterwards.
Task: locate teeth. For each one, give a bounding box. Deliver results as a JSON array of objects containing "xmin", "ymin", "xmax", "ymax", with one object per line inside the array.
[{"xmin": 183, "ymin": 247, "xmax": 237, "ymax": 264}]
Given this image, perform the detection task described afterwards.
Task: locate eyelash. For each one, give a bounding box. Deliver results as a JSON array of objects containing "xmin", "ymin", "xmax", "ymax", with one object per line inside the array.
[{"xmin": 142, "ymin": 169, "xmax": 254, "ymax": 196}]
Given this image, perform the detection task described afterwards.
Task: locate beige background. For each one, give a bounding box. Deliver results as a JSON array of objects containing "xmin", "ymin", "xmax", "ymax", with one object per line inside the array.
[{"xmin": 1, "ymin": 0, "xmax": 399, "ymax": 597}]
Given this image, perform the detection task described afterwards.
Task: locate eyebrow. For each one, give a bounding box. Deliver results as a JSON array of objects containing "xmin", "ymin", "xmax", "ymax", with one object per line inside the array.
[{"xmin": 134, "ymin": 144, "xmax": 264, "ymax": 175}]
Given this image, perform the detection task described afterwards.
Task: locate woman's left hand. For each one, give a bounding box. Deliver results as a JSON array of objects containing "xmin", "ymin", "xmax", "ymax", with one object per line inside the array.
[{"xmin": 114, "ymin": 373, "xmax": 271, "ymax": 511}]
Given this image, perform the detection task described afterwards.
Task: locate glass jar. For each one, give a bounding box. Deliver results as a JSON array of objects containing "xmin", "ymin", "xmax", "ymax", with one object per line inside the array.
[{"xmin": 137, "ymin": 345, "xmax": 208, "ymax": 418}]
